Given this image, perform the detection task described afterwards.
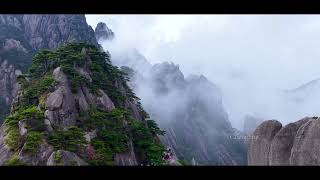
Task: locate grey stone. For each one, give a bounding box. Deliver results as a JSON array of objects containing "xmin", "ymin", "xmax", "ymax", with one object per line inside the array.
[
  {"xmin": 18, "ymin": 141, "xmax": 54, "ymax": 165},
  {"xmin": 84, "ymin": 130, "xmax": 97, "ymax": 143},
  {"xmin": 269, "ymin": 117, "xmax": 310, "ymax": 165},
  {"xmin": 115, "ymin": 140, "xmax": 138, "ymax": 166},
  {"xmin": 47, "ymin": 150, "xmax": 88, "ymax": 166},
  {"xmin": 46, "ymin": 88, "xmax": 63, "ymax": 110},
  {"xmin": 0, "ymin": 125, "xmax": 14, "ymax": 165},
  {"xmin": 290, "ymin": 118, "xmax": 320, "ymax": 165},
  {"xmin": 248, "ymin": 120, "xmax": 282, "ymax": 165},
  {"xmin": 96, "ymin": 90, "xmax": 115, "ymax": 112},
  {"xmin": 18, "ymin": 121, "xmax": 27, "ymax": 137}
]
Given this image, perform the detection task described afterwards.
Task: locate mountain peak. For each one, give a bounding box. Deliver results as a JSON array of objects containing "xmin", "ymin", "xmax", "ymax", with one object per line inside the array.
[{"xmin": 95, "ymin": 22, "xmax": 114, "ymax": 42}]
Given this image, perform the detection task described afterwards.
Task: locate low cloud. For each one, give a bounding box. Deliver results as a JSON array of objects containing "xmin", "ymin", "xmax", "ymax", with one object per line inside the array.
[{"xmin": 86, "ymin": 15, "xmax": 320, "ymax": 129}]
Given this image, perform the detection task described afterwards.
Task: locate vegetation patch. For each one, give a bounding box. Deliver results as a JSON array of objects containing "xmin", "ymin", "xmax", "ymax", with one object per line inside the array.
[
  {"xmin": 4, "ymin": 155, "xmax": 26, "ymax": 166},
  {"xmin": 5, "ymin": 127, "xmax": 21, "ymax": 151},
  {"xmin": 48, "ymin": 126, "xmax": 87, "ymax": 153},
  {"xmin": 54, "ymin": 150, "xmax": 64, "ymax": 166},
  {"xmin": 130, "ymin": 120, "xmax": 165, "ymax": 165},
  {"xmin": 24, "ymin": 131, "xmax": 43, "ymax": 153}
]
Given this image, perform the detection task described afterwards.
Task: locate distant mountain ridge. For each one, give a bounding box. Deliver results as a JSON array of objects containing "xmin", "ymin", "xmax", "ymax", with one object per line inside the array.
[{"xmin": 104, "ymin": 24, "xmax": 247, "ymax": 165}]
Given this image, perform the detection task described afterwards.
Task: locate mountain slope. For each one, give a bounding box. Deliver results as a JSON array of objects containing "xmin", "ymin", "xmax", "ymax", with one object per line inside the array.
[
  {"xmin": 119, "ymin": 59, "xmax": 247, "ymax": 165},
  {"xmin": 0, "ymin": 14, "xmax": 98, "ymax": 123},
  {"xmin": 0, "ymin": 43, "xmax": 165, "ymax": 166}
]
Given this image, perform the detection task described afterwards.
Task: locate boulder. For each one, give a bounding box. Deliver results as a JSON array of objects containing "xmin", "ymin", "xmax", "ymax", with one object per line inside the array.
[
  {"xmin": 46, "ymin": 88, "xmax": 63, "ymax": 110},
  {"xmin": 290, "ymin": 118, "xmax": 320, "ymax": 165},
  {"xmin": 96, "ymin": 90, "xmax": 115, "ymax": 112},
  {"xmin": 248, "ymin": 120, "xmax": 282, "ymax": 165},
  {"xmin": 47, "ymin": 150, "xmax": 88, "ymax": 166},
  {"xmin": 269, "ymin": 117, "xmax": 310, "ymax": 165},
  {"xmin": 18, "ymin": 141, "xmax": 54, "ymax": 165}
]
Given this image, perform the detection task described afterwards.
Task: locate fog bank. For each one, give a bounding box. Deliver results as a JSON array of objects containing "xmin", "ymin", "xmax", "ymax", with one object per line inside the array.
[{"xmin": 86, "ymin": 15, "xmax": 320, "ymax": 129}]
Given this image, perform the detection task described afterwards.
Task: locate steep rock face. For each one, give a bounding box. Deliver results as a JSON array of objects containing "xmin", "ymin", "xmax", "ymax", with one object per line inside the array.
[
  {"xmin": 248, "ymin": 117, "xmax": 320, "ymax": 165},
  {"xmin": 114, "ymin": 140, "xmax": 138, "ymax": 166},
  {"xmin": 0, "ymin": 14, "xmax": 98, "ymax": 123},
  {"xmin": 95, "ymin": 22, "xmax": 114, "ymax": 42},
  {"xmin": 269, "ymin": 117, "xmax": 309, "ymax": 165},
  {"xmin": 22, "ymin": 15, "xmax": 98, "ymax": 51},
  {"xmin": 45, "ymin": 67, "xmax": 78, "ymax": 129},
  {"xmin": 0, "ymin": 124, "xmax": 13, "ymax": 165},
  {"xmin": 290, "ymin": 118, "xmax": 320, "ymax": 165},
  {"xmin": 248, "ymin": 120, "xmax": 282, "ymax": 165},
  {"xmin": 44, "ymin": 67, "xmax": 116, "ymax": 129},
  {"xmin": 0, "ymin": 59, "xmax": 22, "ymax": 121}
]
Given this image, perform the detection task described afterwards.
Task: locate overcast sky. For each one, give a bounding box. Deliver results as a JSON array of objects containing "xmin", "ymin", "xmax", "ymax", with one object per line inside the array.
[{"xmin": 86, "ymin": 15, "xmax": 320, "ymax": 128}]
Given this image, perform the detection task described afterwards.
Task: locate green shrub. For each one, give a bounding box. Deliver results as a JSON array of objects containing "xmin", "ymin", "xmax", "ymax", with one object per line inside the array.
[
  {"xmin": 89, "ymin": 138, "xmax": 114, "ymax": 166},
  {"xmin": 37, "ymin": 74, "xmax": 58, "ymax": 94},
  {"xmin": 97, "ymin": 129, "xmax": 128, "ymax": 153},
  {"xmin": 147, "ymin": 120, "xmax": 165, "ymax": 136},
  {"xmin": 54, "ymin": 150, "xmax": 64, "ymax": 166},
  {"xmin": 55, "ymin": 150, "xmax": 62, "ymax": 162},
  {"xmin": 130, "ymin": 120, "xmax": 165, "ymax": 165},
  {"xmin": 25, "ymin": 131, "xmax": 43, "ymax": 153},
  {"xmin": 48, "ymin": 126, "xmax": 87, "ymax": 153},
  {"xmin": 4, "ymin": 155, "xmax": 26, "ymax": 166},
  {"xmin": 5, "ymin": 106, "xmax": 45, "ymax": 133},
  {"xmin": 5, "ymin": 127, "xmax": 21, "ymax": 151}
]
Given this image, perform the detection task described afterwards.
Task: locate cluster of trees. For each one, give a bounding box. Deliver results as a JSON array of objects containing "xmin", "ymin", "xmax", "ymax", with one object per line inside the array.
[{"xmin": 3, "ymin": 43, "xmax": 166, "ymax": 166}]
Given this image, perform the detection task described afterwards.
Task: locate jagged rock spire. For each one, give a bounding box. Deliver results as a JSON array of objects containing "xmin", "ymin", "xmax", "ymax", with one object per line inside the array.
[{"xmin": 95, "ymin": 22, "xmax": 114, "ymax": 42}]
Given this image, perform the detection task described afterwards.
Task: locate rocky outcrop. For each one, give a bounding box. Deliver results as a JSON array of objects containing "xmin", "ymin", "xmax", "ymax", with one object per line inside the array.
[
  {"xmin": 45, "ymin": 67, "xmax": 77, "ymax": 129},
  {"xmin": 21, "ymin": 15, "xmax": 98, "ymax": 51},
  {"xmin": 0, "ymin": 14, "xmax": 99, "ymax": 124},
  {"xmin": 115, "ymin": 140, "xmax": 138, "ymax": 166},
  {"xmin": 0, "ymin": 59, "xmax": 22, "ymax": 104},
  {"xmin": 18, "ymin": 141, "xmax": 54, "ymax": 165},
  {"xmin": 290, "ymin": 118, "xmax": 320, "ymax": 165},
  {"xmin": 248, "ymin": 120, "xmax": 282, "ymax": 165},
  {"xmin": 47, "ymin": 150, "xmax": 88, "ymax": 166},
  {"xmin": 0, "ymin": 124, "xmax": 13, "ymax": 165},
  {"xmin": 269, "ymin": 117, "xmax": 309, "ymax": 165},
  {"xmin": 95, "ymin": 22, "xmax": 114, "ymax": 42},
  {"xmin": 0, "ymin": 43, "xmax": 165, "ymax": 166},
  {"xmin": 0, "ymin": 59, "xmax": 22, "ymax": 122},
  {"xmin": 44, "ymin": 67, "xmax": 116, "ymax": 130},
  {"xmin": 248, "ymin": 117, "xmax": 320, "ymax": 165},
  {"xmin": 3, "ymin": 39, "xmax": 28, "ymax": 53}
]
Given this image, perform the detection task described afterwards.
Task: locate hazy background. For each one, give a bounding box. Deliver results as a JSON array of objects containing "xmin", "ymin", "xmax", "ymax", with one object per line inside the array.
[{"xmin": 86, "ymin": 15, "xmax": 320, "ymax": 129}]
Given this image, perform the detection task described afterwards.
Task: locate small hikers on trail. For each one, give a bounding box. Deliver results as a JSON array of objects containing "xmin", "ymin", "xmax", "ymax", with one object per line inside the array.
[{"xmin": 163, "ymin": 148, "xmax": 174, "ymax": 162}]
